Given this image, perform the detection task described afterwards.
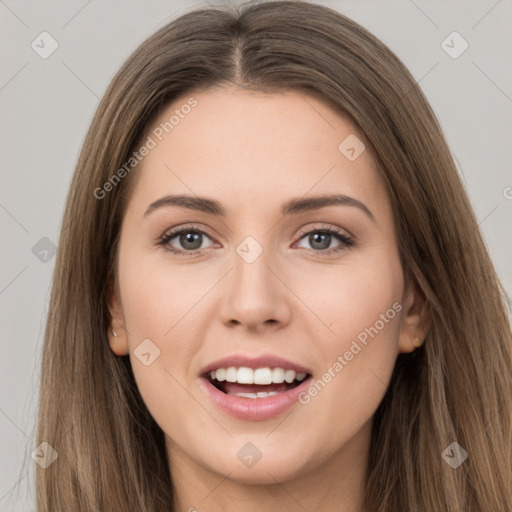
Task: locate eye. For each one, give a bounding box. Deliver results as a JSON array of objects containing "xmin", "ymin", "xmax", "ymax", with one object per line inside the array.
[
  {"xmin": 293, "ymin": 224, "xmax": 355, "ymax": 256},
  {"xmin": 157, "ymin": 223, "xmax": 355, "ymax": 257},
  {"xmin": 157, "ymin": 224, "xmax": 217, "ymax": 256}
]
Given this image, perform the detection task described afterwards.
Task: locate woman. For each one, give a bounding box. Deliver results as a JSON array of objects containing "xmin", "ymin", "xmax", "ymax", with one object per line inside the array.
[{"xmin": 35, "ymin": 1, "xmax": 512, "ymax": 510}]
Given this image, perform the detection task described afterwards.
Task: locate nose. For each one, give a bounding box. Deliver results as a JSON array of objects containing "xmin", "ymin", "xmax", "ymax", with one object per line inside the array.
[{"xmin": 217, "ymin": 240, "xmax": 292, "ymax": 333}]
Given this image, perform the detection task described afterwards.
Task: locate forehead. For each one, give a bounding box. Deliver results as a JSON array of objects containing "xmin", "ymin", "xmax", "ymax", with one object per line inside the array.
[{"xmin": 130, "ymin": 87, "xmax": 388, "ymax": 219}]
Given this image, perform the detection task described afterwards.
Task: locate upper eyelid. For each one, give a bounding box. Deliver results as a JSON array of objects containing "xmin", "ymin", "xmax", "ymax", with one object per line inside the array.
[
  {"xmin": 295, "ymin": 223, "xmax": 351, "ymax": 238},
  {"xmin": 161, "ymin": 223, "xmax": 217, "ymax": 242}
]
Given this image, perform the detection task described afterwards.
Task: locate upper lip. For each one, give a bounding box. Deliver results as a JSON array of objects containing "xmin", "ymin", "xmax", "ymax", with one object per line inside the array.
[{"xmin": 200, "ymin": 354, "xmax": 312, "ymax": 376}]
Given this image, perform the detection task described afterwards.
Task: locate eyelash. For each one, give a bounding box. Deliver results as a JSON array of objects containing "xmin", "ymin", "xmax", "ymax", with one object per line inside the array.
[{"xmin": 157, "ymin": 223, "xmax": 355, "ymax": 258}]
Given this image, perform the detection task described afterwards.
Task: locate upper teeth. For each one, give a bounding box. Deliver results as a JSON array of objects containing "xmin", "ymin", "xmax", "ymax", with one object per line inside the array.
[{"xmin": 210, "ymin": 367, "xmax": 307, "ymax": 385}]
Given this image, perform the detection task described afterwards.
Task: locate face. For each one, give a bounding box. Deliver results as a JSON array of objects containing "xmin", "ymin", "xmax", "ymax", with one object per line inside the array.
[{"xmin": 108, "ymin": 87, "xmax": 425, "ymax": 488}]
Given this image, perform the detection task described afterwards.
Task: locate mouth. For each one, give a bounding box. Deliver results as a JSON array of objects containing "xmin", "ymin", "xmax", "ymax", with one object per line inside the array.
[
  {"xmin": 198, "ymin": 356, "xmax": 313, "ymax": 421},
  {"xmin": 205, "ymin": 367, "xmax": 311, "ymax": 399}
]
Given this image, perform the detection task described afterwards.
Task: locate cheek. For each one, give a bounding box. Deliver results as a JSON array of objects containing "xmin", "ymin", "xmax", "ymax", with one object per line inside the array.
[
  {"xmin": 298, "ymin": 250, "xmax": 402, "ymax": 347},
  {"xmin": 294, "ymin": 252, "xmax": 403, "ymax": 429},
  {"xmin": 118, "ymin": 246, "xmax": 213, "ymax": 341},
  {"xmin": 116, "ymin": 248, "xmax": 210, "ymax": 420}
]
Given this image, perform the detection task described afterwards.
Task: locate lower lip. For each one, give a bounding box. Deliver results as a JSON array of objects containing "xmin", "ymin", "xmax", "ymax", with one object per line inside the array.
[{"xmin": 199, "ymin": 376, "xmax": 312, "ymax": 421}]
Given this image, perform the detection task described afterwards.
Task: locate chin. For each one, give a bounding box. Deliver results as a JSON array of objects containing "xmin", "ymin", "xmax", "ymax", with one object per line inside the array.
[{"xmin": 198, "ymin": 442, "xmax": 317, "ymax": 485}]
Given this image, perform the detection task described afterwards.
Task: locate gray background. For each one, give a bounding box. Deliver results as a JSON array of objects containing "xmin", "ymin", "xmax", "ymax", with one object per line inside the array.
[{"xmin": 1, "ymin": 0, "xmax": 511, "ymax": 510}]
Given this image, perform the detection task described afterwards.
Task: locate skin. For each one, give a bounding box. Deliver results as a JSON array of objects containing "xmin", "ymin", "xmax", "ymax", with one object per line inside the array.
[{"xmin": 108, "ymin": 86, "xmax": 429, "ymax": 512}]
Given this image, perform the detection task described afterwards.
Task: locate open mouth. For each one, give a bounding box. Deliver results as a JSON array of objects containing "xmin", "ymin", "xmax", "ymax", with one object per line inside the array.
[{"xmin": 204, "ymin": 367, "xmax": 312, "ymax": 399}]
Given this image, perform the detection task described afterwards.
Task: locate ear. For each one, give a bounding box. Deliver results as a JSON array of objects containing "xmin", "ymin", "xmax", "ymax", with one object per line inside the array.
[
  {"xmin": 398, "ymin": 274, "xmax": 431, "ymax": 353},
  {"xmin": 106, "ymin": 278, "xmax": 129, "ymax": 356}
]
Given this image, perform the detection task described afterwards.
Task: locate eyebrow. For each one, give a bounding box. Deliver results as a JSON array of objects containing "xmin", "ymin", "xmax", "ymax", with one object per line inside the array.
[{"xmin": 144, "ymin": 193, "xmax": 375, "ymax": 222}]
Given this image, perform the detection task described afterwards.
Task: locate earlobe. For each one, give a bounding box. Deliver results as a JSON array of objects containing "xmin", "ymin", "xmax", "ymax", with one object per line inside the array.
[
  {"xmin": 106, "ymin": 279, "xmax": 130, "ymax": 356},
  {"xmin": 399, "ymin": 332, "xmax": 425, "ymax": 354},
  {"xmin": 108, "ymin": 326, "xmax": 130, "ymax": 356}
]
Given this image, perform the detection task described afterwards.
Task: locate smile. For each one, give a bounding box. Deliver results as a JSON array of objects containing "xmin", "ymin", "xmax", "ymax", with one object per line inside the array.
[
  {"xmin": 209, "ymin": 366, "xmax": 308, "ymax": 398},
  {"xmin": 199, "ymin": 355, "xmax": 313, "ymax": 421}
]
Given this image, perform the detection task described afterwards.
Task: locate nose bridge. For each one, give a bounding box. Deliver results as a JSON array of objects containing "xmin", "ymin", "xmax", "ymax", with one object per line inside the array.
[
  {"xmin": 233, "ymin": 233, "xmax": 277, "ymax": 301},
  {"xmin": 219, "ymin": 231, "xmax": 290, "ymax": 328}
]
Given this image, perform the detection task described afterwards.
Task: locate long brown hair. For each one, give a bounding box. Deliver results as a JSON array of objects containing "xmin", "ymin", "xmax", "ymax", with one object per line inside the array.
[{"xmin": 34, "ymin": 1, "xmax": 512, "ymax": 510}]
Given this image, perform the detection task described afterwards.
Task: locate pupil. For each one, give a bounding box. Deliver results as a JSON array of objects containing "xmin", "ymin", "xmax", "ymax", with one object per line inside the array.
[
  {"xmin": 310, "ymin": 232, "xmax": 330, "ymax": 250},
  {"xmin": 180, "ymin": 232, "xmax": 202, "ymax": 250}
]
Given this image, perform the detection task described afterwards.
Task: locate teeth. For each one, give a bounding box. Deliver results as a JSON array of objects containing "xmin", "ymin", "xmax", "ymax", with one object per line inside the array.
[
  {"xmin": 237, "ymin": 367, "xmax": 254, "ymax": 384},
  {"xmin": 254, "ymin": 368, "xmax": 272, "ymax": 385},
  {"xmin": 226, "ymin": 367, "xmax": 238, "ymax": 382},
  {"xmin": 209, "ymin": 366, "xmax": 309, "ymax": 385},
  {"xmin": 232, "ymin": 391, "xmax": 281, "ymax": 398},
  {"xmin": 216, "ymin": 368, "xmax": 227, "ymax": 382},
  {"xmin": 272, "ymin": 367, "xmax": 285, "ymax": 383},
  {"xmin": 284, "ymin": 370, "xmax": 295, "ymax": 383}
]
